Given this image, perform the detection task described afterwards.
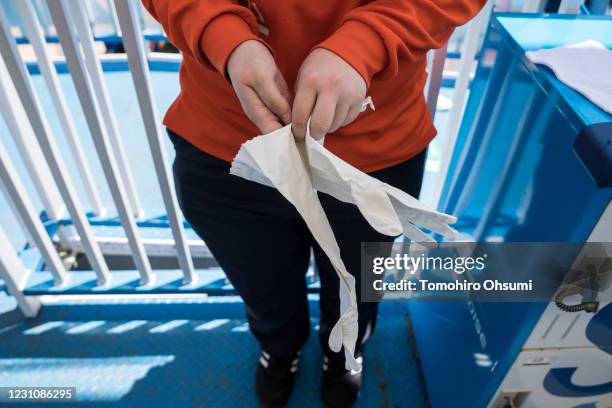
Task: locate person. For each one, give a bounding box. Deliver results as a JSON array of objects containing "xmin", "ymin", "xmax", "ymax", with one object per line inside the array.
[{"xmin": 142, "ymin": 1, "xmax": 485, "ymax": 406}]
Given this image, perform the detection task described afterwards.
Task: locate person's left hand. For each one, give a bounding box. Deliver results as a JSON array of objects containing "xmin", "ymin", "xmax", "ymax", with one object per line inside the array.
[{"xmin": 291, "ymin": 48, "xmax": 367, "ymax": 140}]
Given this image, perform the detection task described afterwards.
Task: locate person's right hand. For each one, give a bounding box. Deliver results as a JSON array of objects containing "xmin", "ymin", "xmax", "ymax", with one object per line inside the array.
[{"xmin": 227, "ymin": 40, "xmax": 292, "ymax": 134}]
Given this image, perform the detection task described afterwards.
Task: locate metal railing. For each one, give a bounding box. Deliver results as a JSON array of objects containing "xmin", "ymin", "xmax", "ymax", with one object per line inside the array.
[
  {"xmin": 0, "ymin": 0, "xmax": 194, "ymax": 315},
  {"xmin": 0, "ymin": 0, "xmax": 600, "ymax": 316}
]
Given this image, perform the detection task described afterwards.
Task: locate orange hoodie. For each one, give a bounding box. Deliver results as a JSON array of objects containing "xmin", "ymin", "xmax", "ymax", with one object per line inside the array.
[{"xmin": 142, "ymin": 0, "xmax": 485, "ymax": 173}]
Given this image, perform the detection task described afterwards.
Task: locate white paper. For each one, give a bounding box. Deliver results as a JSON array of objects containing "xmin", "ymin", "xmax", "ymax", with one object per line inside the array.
[{"xmin": 526, "ymin": 40, "xmax": 612, "ymax": 114}]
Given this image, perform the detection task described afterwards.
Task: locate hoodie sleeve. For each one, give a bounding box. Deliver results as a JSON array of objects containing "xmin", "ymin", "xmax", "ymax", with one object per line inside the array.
[
  {"xmin": 315, "ymin": 0, "xmax": 487, "ymax": 87},
  {"xmin": 141, "ymin": 0, "xmax": 271, "ymax": 75}
]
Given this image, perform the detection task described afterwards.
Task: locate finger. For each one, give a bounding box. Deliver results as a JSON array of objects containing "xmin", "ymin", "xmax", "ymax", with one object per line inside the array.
[
  {"xmin": 329, "ymin": 101, "xmax": 349, "ymax": 133},
  {"xmin": 309, "ymin": 93, "xmax": 336, "ymax": 139},
  {"xmin": 239, "ymin": 85, "xmax": 284, "ymax": 134},
  {"xmin": 256, "ymin": 73, "xmax": 292, "ymax": 125},
  {"xmin": 342, "ymin": 103, "xmax": 362, "ymax": 127},
  {"xmin": 401, "ymin": 221, "xmax": 437, "ymax": 243},
  {"xmin": 291, "ymin": 85, "xmax": 317, "ymax": 139}
]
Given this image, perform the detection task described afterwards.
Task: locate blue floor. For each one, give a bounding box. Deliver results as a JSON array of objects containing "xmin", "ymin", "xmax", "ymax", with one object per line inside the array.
[{"xmin": 0, "ymin": 293, "xmax": 427, "ymax": 407}]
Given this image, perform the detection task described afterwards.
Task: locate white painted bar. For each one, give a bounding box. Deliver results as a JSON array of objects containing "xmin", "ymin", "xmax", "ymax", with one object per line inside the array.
[
  {"xmin": 135, "ymin": 0, "xmax": 146, "ymax": 33},
  {"xmin": 425, "ymin": 44, "xmax": 448, "ymax": 120},
  {"xmin": 31, "ymin": 0, "xmax": 54, "ymax": 38},
  {"xmin": 0, "ymin": 5, "xmax": 110, "ymax": 284},
  {"xmin": 107, "ymin": 0, "xmax": 122, "ymax": 36},
  {"xmin": 494, "ymin": 0, "xmax": 513, "ymax": 12},
  {"xmin": 0, "ymin": 57, "xmax": 73, "ymax": 249},
  {"xmin": 424, "ymin": 49, "xmax": 434, "ymax": 95},
  {"xmin": 558, "ymin": 0, "xmax": 584, "ymax": 13},
  {"xmin": 47, "ymin": 0, "xmax": 153, "ymax": 285},
  {"xmin": 67, "ymin": 0, "xmax": 142, "ymax": 217},
  {"xmin": 114, "ymin": 0, "xmax": 196, "ymax": 284},
  {"xmin": 0, "ymin": 57, "xmax": 64, "ymax": 221},
  {"xmin": 431, "ymin": 1, "xmax": 493, "ymax": 208},
  {"xmin": 522, "ymin": 0, "xmax": 544, "ymax": 12},
  {"xmin": 0, "ymin": 226, "xmax": 41, "ymax": 317},
  {"xmin": 15, "ymin": 0, "xmax": 104, "ymax": 215},
  {"xmin": 82, "ymin": 0, "xmax": 97, "ymax": 28},
  {"xmin": 0, "ymin": 141, "xmax": 67, "ymax": 284}
]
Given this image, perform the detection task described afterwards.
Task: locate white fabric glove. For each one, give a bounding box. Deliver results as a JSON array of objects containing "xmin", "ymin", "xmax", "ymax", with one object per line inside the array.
[
  {"xmin": 230, "ymin": 126, "xmax": 361, "ymax": 371},
  {"xmin": 230, "ymin": 124, "xmax": 458, "ymax": 371},
  {"xmin": 304, "ymin": 134, "xmax": 458, "ymax": 242}
]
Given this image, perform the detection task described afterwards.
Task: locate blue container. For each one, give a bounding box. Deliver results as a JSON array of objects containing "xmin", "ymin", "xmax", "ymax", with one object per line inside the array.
[{"xmin": 410, "ymin": 14, "xmax": 612, "ymax": 408}]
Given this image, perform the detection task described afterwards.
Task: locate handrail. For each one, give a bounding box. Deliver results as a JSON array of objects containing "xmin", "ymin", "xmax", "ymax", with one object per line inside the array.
[
  {"xmin": 0, "ymin": 3, "xmax": 111, "ymax": 289},
  {"xmin": 68, "ymin": 0, "xmax": 142, "ymax": 217},
  {"xmin": 114, "ymin": 0, "xmax": 195, "ymax": 284},
  {"xmin": 47, "ymin": 0, "xmax": 153, "ymax": 284},
  {"xmin": 15, "ymin": 0, "xmax": 103, "ymax": 215}
]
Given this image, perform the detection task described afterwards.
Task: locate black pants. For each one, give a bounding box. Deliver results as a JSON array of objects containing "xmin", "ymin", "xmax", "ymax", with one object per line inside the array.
[{"xmin": 168, "ymin": 129, "xmax": 426, "ymax": 363}]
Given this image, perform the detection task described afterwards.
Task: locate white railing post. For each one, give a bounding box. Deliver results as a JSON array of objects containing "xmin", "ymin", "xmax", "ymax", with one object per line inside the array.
[
  {"xmin": 0, "ymin": 4, "xmax": 111, "ymax": 285},
  {"xmin": 558, "ymin": 0, "xmax": 584, "ymax": 13},
  {"xmin": 31, "ymin": 0, "xmax": 54, "ymax": 38},
  {"xmin": 0, "ymin": 57, "xmax": 64, "ymax": 221},
  {"xmin": 107, "ymin": 0, "xmax": 122, "ymax": 36},
  {"xmin": 14, "ymin": 0, "xmax": 104, "ymax": 215},
  {"xmin": 82, "ymin": 0, "xmax": 96, "ymax": 29},
  {"xmin": 522, "ymin": 0, "xmax": 544, "ymax": 12},
  {"xmin": 47, "ymin": 0, "xmax": 154, "ymax": 285},
  {"xmin": 114, "ymin": 0, "xmax": 196, "ymax": 284},
  {"xmin": 431, "ymin": 0, "xmax": 494, "ymax": 209},
  {"xmin": 67, "ymin": 0, "xmax": 143, "ymax": 218},
  {"xmin": 425, "ymin": 44, "xmax": 448, "ymax": 120},
  {"xmin": 0, "ymin": 141, "xmax": 68, "ymax": 285},
  {"xmin": 135, "ymin": 1, "xmax": 146, "ymax": 34},
  {"xmin": 0, "ymin": 226, "xmax": 41, "ymax": 317}
]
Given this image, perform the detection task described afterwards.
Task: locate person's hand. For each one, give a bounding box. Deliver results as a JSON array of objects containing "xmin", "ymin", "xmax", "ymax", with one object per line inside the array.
[
  {"xmin": 292, "ymin": 48, "xmax": 367, "ymax": 140},
  {"xmin": 227, "ymin": 40, "xmax": 292, "ymax": 134}
]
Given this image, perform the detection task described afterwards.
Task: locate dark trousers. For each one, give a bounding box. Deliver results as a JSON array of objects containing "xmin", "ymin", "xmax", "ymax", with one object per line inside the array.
[{"xmin": 168, "ymin": 129, "xmax": 426, "ymax": 363}]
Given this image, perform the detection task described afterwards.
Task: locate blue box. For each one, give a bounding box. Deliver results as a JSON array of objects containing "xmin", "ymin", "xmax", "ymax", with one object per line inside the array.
[{"xmin": 410, "ymin": 14, "xmax": 612, "ymax": 408}]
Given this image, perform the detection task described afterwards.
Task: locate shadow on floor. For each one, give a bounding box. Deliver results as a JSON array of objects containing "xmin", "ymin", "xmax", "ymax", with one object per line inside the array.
[{"xmin": 0, "ymin": 294, "xmax": 427, "ymax": 407}]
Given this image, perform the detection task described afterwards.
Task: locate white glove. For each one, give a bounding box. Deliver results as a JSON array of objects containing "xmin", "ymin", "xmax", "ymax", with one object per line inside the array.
[
  {"xmin": 230, "ymin": 124, "xmax": 458, "ymax": 372},
  {"xmin": 304, "ymin": 131, "xmax": 458, "ymax": 242},
  {"xmin": 230, "ymin": 126, "xmax": 362, "ymax": 372}
]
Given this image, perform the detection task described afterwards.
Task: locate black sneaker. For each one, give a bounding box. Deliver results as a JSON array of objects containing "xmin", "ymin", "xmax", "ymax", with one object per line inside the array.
[
  {"xmin": 321, "ymin": 355, "xmax": 363, "ymax": 408},
  {"xmin": 255, "ymin": 350, "xmax": 299, "ymax": 407}
]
